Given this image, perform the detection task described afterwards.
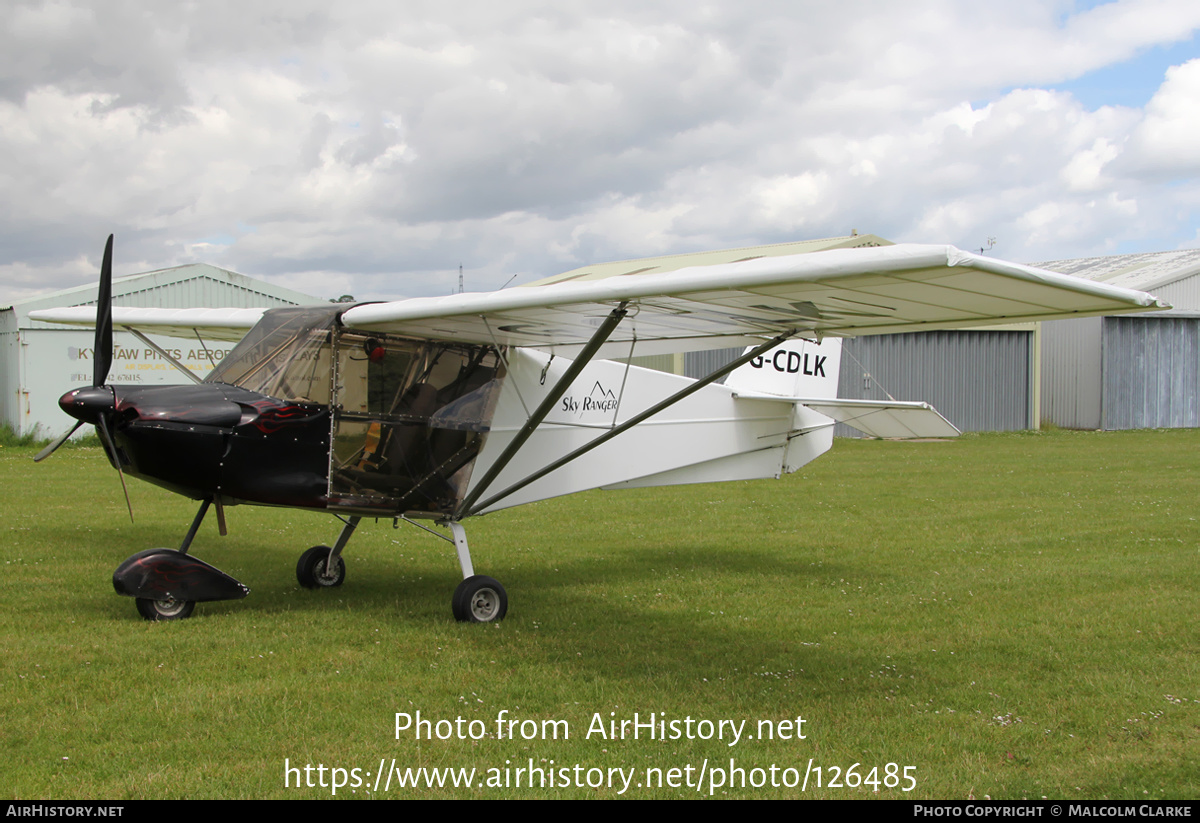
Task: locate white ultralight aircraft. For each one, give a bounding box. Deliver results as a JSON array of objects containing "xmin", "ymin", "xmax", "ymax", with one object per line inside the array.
[{"xmin": 31, "ymin": 240, "xmax": 1166, "ymax": 622}]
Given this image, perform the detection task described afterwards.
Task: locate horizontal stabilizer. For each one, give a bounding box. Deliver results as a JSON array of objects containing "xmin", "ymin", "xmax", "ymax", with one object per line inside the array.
[{"xmin": 733, "ymin": 392, "xmax": 960, "ymax": 438}]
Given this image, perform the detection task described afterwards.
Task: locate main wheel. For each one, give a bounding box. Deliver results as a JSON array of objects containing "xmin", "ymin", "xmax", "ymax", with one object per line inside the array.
[
  {"xmin": 452, "ymin": 575, "xmax": 507, "ymax": 623},
  {"xmin": 296, "ymin": 545, "xmax": 346, "ymax": 588},
  {"xmin": 135, "ymin": 596, "xmax": 195, "ymax": 621}
]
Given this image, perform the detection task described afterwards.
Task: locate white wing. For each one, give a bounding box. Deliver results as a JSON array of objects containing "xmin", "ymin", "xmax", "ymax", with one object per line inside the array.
[
  {"xmin": 341, "ymin": 244, "xmax": 1167, "ymax": 355},
  {"xmin": 27, "ymin": 306, "xmax": 267, "ymax": 342},
  {"xmin": 28, "ymin": 245, "xmax": 1166, "ymax": 352}
]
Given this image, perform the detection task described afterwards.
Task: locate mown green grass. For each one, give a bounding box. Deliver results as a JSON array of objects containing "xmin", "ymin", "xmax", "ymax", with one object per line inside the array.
[{"xmin": 2, "ymin": 430, "xmax": 1196, "ymax": 799}]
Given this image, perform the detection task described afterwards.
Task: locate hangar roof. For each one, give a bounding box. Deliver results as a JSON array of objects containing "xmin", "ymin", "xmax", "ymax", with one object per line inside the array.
[
  {"xmin": 4, "ymin": 263, "xmax": 322, "ymax": 330},
  {"xmin": 1034, "ymin": 248, "xmax": 1200, "ymax": 294}
]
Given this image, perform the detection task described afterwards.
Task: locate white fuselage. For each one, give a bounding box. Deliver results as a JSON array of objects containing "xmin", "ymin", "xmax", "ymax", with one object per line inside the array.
[{"xmin": 468, "ymin": 339, "xmax": 843, "ymax": 513}]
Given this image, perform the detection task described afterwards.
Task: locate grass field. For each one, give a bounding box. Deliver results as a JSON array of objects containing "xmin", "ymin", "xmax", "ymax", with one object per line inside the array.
[{"xmin": 2, "ymin": 429, "xmax": 1197, "ymax": 799}]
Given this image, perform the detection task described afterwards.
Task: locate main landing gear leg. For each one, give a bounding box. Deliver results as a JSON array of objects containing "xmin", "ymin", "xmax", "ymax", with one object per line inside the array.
[
  {"xmin": 297, "ymin": 516, "xmax": 359, "ymax": 589},
  {"xmin": 448, "ymin": 522, "xmax": 507, "ymax": 623}
]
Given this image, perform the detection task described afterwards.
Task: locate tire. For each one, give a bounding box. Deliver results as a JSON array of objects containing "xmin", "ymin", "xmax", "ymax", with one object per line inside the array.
[
  {"xmin": 296, "ymin": 545, "xmax": 345, "ymax": 588},
  {"xmin": 452, "ymin": 575, "xmax": 507, "ymax": 623},
  {"xmin": 135, "ymin": 597, "xmax": 195, "ymax": 621}
]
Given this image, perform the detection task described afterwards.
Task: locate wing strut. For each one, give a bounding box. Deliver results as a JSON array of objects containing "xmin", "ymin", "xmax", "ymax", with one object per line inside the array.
[
  {"xmin": 124, "ymin": 327, "xmax": 204, "ymax": 384},
  {"xmin": 464, "ymin": 328, "xmax": 797, "ymax": 517},
  {"xmin": 453, "ymin": 303, "xmax": 630, "ymax": 519}
]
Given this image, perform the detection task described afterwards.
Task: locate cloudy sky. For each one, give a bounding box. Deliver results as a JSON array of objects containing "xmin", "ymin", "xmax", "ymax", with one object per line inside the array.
[{"xmin": 2, "ymin": 0, "xmax": 1199, "ymax": 306}]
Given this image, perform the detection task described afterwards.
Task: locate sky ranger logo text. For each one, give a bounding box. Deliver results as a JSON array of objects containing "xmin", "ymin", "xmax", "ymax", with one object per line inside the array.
[{"xmin": 561, "ymin": 382, "xmax": 619, "ymax": 416}]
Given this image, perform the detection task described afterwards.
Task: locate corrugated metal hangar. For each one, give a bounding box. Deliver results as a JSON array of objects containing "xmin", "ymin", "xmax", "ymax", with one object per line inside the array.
[
  {"xmin": 833, "ymin": 248, "xmax": 1200, "ymax": 433},
  {"xmin": 1038, "ymin": 249, "xmax": 1200, "ymax": 430},
  {"xmin": 834, "ymin": 325, "xmax": 1038, "ymax": 434},
  {"xmin": 1, "ymin": 264, "xmax": 321, "ymax": 438}
]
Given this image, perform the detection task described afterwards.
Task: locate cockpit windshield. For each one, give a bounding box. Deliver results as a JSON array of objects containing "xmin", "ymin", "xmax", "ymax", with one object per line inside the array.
[{"xmin": 207, "ymin": 306, "xmax": 340, "ymax": 404}]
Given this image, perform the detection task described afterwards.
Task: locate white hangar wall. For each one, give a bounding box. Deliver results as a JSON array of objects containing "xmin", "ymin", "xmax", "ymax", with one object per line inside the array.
[
  {"xmin": 1, "ymin": 264, "xmax": 323, "ymax": 439},
  {"xmin": 1040, "ymin": 316, "xmax": 1103, "ymax": 430}
]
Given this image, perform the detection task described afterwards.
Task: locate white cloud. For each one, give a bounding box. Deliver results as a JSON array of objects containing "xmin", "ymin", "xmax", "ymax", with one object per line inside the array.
[
  {"xmin": 1127, "ymin": 58, "xmax": 1200, "ymax": 175},
  {"xmin": 1062, "ymin": 138, "xmax": 1121, "ymax": 191},
  {"xmin": 757, "ymin": 173, "xmax": 828, "ymax": 229},
  {"xmin": 1, "ymin": 0, "xmax": 1199, "ymax": 307}
]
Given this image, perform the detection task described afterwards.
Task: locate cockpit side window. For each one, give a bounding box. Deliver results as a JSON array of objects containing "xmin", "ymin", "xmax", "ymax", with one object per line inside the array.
[
  {"xmin": 329, "ymin": 329, "xmax": 505, "ymax": 514},
  {"xmin": 207, "ymin": 306, "xmax": 340, "ymax": 405}
]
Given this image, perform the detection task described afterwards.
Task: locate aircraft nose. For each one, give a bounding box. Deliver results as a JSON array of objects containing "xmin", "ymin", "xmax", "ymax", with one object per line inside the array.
[{"xmin": 59, "ymin": 385, "xmax": 115, "ymax": 425}]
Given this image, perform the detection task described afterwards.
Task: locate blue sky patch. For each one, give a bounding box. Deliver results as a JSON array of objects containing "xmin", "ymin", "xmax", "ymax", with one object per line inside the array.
[{"xmin": 1052, "ymin": 33, "xmax": 1199, "ymax": 109}]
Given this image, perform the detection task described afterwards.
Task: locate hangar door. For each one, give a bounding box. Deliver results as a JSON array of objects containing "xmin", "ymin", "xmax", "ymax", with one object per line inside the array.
[
  {"xmin": 1101, "ymin": 316, "xmax": 1200, "ymax": 430},
  {"xmin": 836, "ymin": 329, "xmax": 1034, "ymax": 434}
]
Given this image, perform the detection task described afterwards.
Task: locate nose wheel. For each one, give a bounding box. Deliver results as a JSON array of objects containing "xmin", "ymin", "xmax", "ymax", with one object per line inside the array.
[
  {"xmin": 296, "ymin": 518, "xmax": 357, "ymax": 589},
  {"xmin": 296, "ymin": 545, "xmax": 346, "ymax": 588}
]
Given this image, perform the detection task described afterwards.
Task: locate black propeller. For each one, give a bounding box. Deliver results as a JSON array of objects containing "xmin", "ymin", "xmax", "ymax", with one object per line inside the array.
[
  {"xmin": 93, "ymin": 233, "xmax": 114, "ymax": 387},
  {"xmin": 34, "ymin": 235, "xmax": 133, "ymax": 521},
  {"xmin": 33, "ymin": 419, "xmax": 85, "ymax": 462}
]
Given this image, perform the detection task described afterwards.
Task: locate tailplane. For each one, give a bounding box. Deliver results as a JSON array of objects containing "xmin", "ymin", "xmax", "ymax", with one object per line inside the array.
[{"xmin": 726, "ymin": 337, "xmax": 959, "ymax": 439}]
